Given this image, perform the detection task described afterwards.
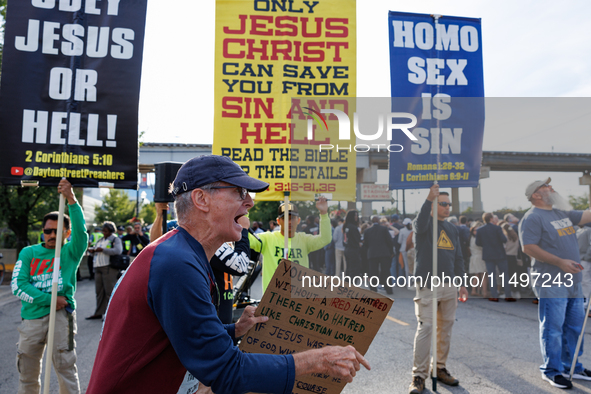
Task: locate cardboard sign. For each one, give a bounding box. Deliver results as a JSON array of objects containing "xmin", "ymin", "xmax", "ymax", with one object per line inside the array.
[{"xmin": 239, "ymin": 260, "xmax": 393, "ymax": 394}]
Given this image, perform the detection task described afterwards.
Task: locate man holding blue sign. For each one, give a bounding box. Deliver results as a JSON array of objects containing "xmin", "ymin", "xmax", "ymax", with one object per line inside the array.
[
  {"xmin": 409, "ymin": 184, "xmax": 468, "ymax": 394},
  {"xmin": 388, "ymin": 11, "xmax": 485, "ymax": 393}
]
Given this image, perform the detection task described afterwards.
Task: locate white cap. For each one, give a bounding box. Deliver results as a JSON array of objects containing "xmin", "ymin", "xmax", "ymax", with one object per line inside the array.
[{"xmin": 525, "ymin": 177, "xmax": 551, "ymax": 200}]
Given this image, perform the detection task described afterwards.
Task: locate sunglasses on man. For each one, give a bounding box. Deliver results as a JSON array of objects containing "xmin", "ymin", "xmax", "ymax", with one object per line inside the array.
[
  {"xmin": 438, "ymin": 202, "xmax": 452, "ymax": 207},
  {"xmin": 42, "ymin": 228, "xmax": 63, "ymax": 235}
]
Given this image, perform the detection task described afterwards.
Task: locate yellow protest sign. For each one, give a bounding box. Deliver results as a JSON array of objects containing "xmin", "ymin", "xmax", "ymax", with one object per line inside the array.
[{"xmin": 213, "ymin": 0, "xmax": 356, "ymax": 201}]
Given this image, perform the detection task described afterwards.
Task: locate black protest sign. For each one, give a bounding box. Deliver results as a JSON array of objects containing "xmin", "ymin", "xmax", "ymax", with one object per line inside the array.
[
  {"xmin": 0, "ymin": 0, "xmax": 148, "ymax": 188},
  {"xmin": 240, "ymin": 260, "xmax": 393, "ymax": 394}
]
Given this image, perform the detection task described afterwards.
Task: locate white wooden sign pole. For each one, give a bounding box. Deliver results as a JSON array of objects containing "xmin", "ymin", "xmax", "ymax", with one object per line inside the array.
[{"xmin": 43, "ymin": 191, "xmax": 66, "ymax": 394}]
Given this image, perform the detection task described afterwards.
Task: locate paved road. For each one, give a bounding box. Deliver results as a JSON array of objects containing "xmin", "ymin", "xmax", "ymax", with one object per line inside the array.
[
  {"xmin": 3, "ymin": 280, "xmax": 591, "ymax": 393},
  {"xmin": 344, "ymin": 289, "xmax": 591, "ymax": 394},
  {"xmin": 0, "ymin": 280, "xmax": 102, "ymax": 394}
]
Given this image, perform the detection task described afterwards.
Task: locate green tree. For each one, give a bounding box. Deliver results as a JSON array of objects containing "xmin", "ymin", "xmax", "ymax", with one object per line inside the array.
[
  {"xmin": 0, "ymin": 183, "xmax": 84, "ymax": 251},
  {"xmin": 139, "ymin": 202, "xmax": 156, "ymax": 225},
  {"xmin": 0, "ymin": 0, "xmax": 7, "ymax": 68},
  {"xmin": 247, "ymin": 200, "xmax": 325, "ymax": 230},
  {"xmin": 461, "ymin": 206, "xmax": 473, "ymax": 215},
  {"xmin": 94, "ymin": 190, "xmax": 135, "ymax": 225},
  {"xmin": 293, "ymin": 201, "xmax": 318, "ymax": 222},
  {"xmin": 0, "ymin": 2, "xmax": 36, "ymax": 253},
  {"xmin": 569, "ymin": 194, "xmax": 590, "ymax": 211},
  {"xmin": 0, "ymin": 186, "xmax": 60, "ymax": 252},
  {"xmin": 495, "ymin": 207, "xmax": 529, "ymax": 219},
  {"xmin": 381, "ymin": 207, "xmax": 401, "ymax": 217},
  {"xmin": 248, "ymin": 201, "xmax": 280, "ymax": 228},
  {"xmin": 493, "ymin": 207, "xmax": 516, "ymax": 220}
]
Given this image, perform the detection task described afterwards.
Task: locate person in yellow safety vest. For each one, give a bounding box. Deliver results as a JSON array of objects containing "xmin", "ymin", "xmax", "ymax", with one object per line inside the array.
[
  {"xmin": 249, "ymin": 197, "xmax": 330, "ymax": 292},
  {"xmin": 117, "ymin": 226, "xmax": 131, "ymax": 254},
  {"xmin": 91, "ymin": 228, "xmax": 104, "ymax": 245},
  {"xmin": 121, "ymin": 222, "xmax": 149, "ymax": 261}
]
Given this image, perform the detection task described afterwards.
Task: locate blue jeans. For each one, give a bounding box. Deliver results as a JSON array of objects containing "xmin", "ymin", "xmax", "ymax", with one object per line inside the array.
[
  {"xmin": 484, "ymin": 258, "xmax": 510, "ymax": 298},
  {"xmin": 537, "ymin": 283, "xmax": 585, "ymax": 377},
  {"xmin": 391, "ymin": 254, "xmax": 400, "ymax": 278},
  {"xmin": 324, "ymin": 247, "xmax": 335, "ymax": 276}
]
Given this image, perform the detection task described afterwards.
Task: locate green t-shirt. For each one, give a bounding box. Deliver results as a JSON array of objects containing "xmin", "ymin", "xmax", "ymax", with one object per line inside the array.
[
  {"xmin": 249, "ymin": 214, "xmax": 331, "ymax": 291},
  {"xmin": 11, "ymin": 202, "xmax": 88, "ymax": 319}
]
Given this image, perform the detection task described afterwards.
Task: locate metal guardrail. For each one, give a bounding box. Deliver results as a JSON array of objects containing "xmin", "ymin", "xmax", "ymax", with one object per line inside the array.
[{"xmin": 138, "ymin": 143, "xmax": 591, "ymax": 174}]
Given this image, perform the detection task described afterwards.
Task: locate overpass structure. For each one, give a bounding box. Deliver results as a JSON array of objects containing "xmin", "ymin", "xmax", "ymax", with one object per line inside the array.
[
  {"xmin": 139, "ymin": 143, "xmax": 591, "ymax": 215},
  {"xmin": 138, "ymin": 143, "xmax": 212, "ymax": 173}
]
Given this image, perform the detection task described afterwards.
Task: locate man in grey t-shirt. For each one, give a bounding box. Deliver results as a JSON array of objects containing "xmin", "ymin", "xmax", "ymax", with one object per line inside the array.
[{"xmin": 519, "ymin": 177, "xmax": 591, "ymax": 389}]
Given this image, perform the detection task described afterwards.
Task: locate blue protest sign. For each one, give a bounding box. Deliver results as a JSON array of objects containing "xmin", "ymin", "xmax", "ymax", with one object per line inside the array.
[{"xmin": 388, "ymin": 11, "xmax": 484, "ymax": 190}]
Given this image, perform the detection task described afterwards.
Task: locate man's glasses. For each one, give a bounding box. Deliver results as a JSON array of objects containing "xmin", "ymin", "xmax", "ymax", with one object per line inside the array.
[
  {"xmin": 209, "ymin": 186, "xmax": 248, "ymax": 200},
  {"xmin": 43, "ymin": 228, "xmax": 59, "ymax": 235},
  {"xmin": 438, "ymin": 202, "xmax": 452, "ymax": 207}
]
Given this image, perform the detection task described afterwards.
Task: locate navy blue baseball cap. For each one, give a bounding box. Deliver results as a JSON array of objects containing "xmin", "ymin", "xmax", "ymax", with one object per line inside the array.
[
  {"xmin": 170, "ymin": 155, "xmax": 269, "ymax": 197},
  {"xmin": 391, "ymin": 214, "xmax": 400, "ymax": 220}
]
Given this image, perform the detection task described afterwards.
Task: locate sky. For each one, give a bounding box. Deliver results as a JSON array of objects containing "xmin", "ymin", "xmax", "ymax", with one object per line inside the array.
[{"xmin": 137, "ymin": 0, "xmax": 591, "ymax": 213}]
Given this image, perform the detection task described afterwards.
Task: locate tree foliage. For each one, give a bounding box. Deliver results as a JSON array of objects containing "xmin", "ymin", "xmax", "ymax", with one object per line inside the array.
[
  {"xmin": 0, "ymin": 182, "xmax": 84, "ymax": 251},
  {"xmin": 0, "ymin": 0, "xmax": 7, "ymax": 70},
  {"xmin": 94, "ymin": 190, "xmax": 136, "ymax": 226},
  {"xmin": 293, "ymin": 201, "xmax": 319, "ymax": 222},
  {"xmin": 492, "ymin": 207, "xmax": 529, "ymax": 220},
  {"xmin": 139, "ymin": 202, "xmax": 156, "ymax": 225},
  {"xmin": 381, "ymin": 207, "xmax": 401, "ymax": 217},
  {"xmin": 247, "ymin": 200, "xmax": 327, "ymax": 230},
  {"xmin": 569, "ymin": 194, "xmax": 590, "ymax": 211},
  {"xmin": 248, "ymin": 201, "xmax": 280, "ymax": 229},
  {"xmin": 0, "ymin": 185, "xmax": 60, "ymax": 251}
]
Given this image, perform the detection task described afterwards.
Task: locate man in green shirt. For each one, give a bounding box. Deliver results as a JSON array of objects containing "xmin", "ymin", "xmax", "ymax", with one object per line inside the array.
[
  {"xmin": 249, "ymin": 197, "xmax": 331, "ymax": 291},
  {"xmin": 11, "ymin": 179, "xmax": 88, "ymax": 394}
]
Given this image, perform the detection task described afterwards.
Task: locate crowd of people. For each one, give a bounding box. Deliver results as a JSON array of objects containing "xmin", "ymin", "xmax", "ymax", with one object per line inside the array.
[
  {"xmin": 84, "ymin": 219, "xmax": 149, "ymax": 321},
  {"xmin": 9, "ymin": 156, "xmax": 591, "ymax": 393}
]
